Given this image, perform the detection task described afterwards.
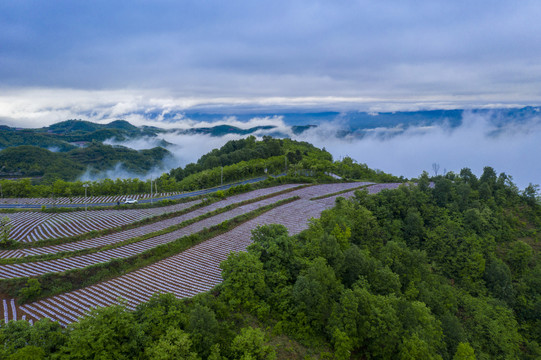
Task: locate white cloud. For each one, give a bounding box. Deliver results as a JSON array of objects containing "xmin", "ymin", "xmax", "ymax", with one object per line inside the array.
[
  {"xmin": 294, "ymin": 111, "xmax": 541, "ymax": 189},
  {"xmin": 1, "ymin": 87, "xmax": 537, "ymax": 129}
]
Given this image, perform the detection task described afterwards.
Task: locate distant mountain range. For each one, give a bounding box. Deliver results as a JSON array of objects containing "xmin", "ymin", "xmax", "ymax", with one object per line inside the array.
[
  {"xmin": 0, "ymin": 119, "xmax": 318, "ymax": 182},
  {"xmin": 0, "ymin": 119, "xmax": 317, "ymax": 152},
  {"xmin": 1, "ymin": 106, "xmax": 539, "ymax": 182}
]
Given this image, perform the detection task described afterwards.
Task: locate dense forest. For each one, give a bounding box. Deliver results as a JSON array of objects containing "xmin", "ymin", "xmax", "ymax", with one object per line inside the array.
[
  {"xmin": 0, "ymin": 166, "xmax": 539, "ymax": 359},
  {"xmin": 0, "ymin": 120, "xmax": 158, "ymax": 151},
  {"xmin": 0, "ymin": 120, "xmax": 319, "ymax": 186},
  {"xmin": 0, "ymin": 143, "xmax": 170, "ymax": 183},
  {"xmin": 0, "ymin": 136, "xmax": 399, "ymax": 198},
  {"xmin": 168, "ymin": 136, "xmax": 399, "ymax": 191}
]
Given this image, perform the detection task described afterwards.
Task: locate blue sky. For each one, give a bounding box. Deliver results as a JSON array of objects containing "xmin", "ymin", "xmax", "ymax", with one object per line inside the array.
[{"xmin": 1, "ymin": 1, "xmax": 541, "ymax": 126}]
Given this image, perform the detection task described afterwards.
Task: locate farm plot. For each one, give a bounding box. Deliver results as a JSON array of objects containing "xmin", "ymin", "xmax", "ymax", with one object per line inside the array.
[
  {"xmin": 2, "ymin": 201, "xmax": 200, "ymax": 243},
  {"xmin": 1, "ymin": 298, "xmax": 21, "ymax": 324},
  {"xmin": 0, "ymin": 184, "xmax": 301, "ymax": 245},
  {"xmin": 0, "ymin": 192, "xmax": 182, "ymax": 206},
  {"xmin": 15, "ymin": 183, "xmax": 396, "ymax": 326},
  {"xmin": 312, "ymin": 182, "xmax": 402, "ymax": 207},
  {"xmin": 0, "ymin": 184, "xmax": 301, "ymax": 259},
  {"xmin": 0, "ymin": 188, "xmax": 309, "ymax": 278}
]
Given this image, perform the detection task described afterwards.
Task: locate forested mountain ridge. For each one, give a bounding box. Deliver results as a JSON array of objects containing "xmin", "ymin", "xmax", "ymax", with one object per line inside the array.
[
  {"xmin": 0, "ymin": 143, "xmax": 171, "ymax": 183},
  {"xmin": 0, "ymin": 119, "xmax": 318, "ymax": 152},
  {"xmin": 0, "ymin": 120, "xmax": 158, "ymax": 150},
  {"xmin": 167, "ymin": 136, "xmax": 400, "ymax": 191},
  {"xmin": 0, "ymin": 166, "xmax": 539, "ymax": 359},
  {"xmin": 0, "ymin": 120, "xmax": 321, "ymax": 183}
]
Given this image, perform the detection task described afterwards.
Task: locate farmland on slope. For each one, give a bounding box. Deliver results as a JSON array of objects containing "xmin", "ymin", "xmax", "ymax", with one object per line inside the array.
[{"xmin": 0, "ymin": 182, "xmax": 401, "ymax": 325}]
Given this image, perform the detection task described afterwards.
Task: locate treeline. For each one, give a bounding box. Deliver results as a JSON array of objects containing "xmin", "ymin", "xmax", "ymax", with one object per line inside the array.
[
  {"xmin": 169, "ymin": 135, "xmax": 326, "ymax": 182},
  {"xmin": 211, "ymin": 167, "xmax": 541, "ymax": 359},
  {"xmin": 1, "ymin": 166, "xmax": 539, "ymax": 359},
  {"xmin": 167, "ymin": 136, "xmax": 400, "ymax": 191},
  {"xmin": 0, "ymin": 137, "xmax": 400, "ymax": 198}
]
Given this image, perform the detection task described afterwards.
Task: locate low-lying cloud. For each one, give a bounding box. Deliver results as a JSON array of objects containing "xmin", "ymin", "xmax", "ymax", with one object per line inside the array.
[
  {"xmin": 96, "ymin": 110, "xmax": 541, "ymax": 190},
  {"xmin": 294, "ymin": 112, "xmax": 541, "ymax": 189}
]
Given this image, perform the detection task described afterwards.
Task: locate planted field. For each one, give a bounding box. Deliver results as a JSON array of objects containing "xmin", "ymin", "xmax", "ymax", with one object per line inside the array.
[
  {"xmin": 2, "ymin": 201, "xmax": 201, "ymax": 243},
  {"xmin": 0, "ymin": 184, "xmax": 301, "ymax": 245},
  {"xmin": 0, "ymin": 182, "xmax": 403, "ymax": 324},
  {"xmin": 0, "ymin": 184, "xmax": 301, "ymax": 259},
  {"xmin": 0, "ymin": 183, "xmax": 367, "ymax": 278},
  {"xmin": 0, "ymin": 192, "xmax": 181, "ymax": 206}
]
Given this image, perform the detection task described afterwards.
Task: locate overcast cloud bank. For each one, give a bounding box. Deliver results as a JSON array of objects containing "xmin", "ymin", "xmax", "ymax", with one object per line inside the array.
[
  {"xmin": 295, "ymin": 112, "xmax": 541, "ymax": 189},
  {"xmin": 94, "ymin": 111, "xmax": 540, "ymax": 190}
]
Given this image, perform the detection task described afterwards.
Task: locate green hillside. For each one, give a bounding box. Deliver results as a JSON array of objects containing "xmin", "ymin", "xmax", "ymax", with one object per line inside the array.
[
  {"xmin": 0, "ymin": 120, "xmax": 163, "ymax": 153},
  {"xmin": 0, "ymin": 143, "xmax": 171, "ymax": 182},
  {"xmin": 0, "ymin": 127, "xmax": 76, "ymax": 152},
  {"xmin": 0, "ymin": 146, "xmax": 84, "ymax": 181},
  {"xmin": 44, "ymin": 119, "xmax": 138, "ymax": 134},
  {"xmin": 0, "ymin": 167, "xmax": 539, "ymax": 359}
]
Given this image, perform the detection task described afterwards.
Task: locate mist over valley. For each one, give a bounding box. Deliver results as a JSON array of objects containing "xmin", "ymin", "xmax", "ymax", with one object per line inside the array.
[{"xmin": 5, "ymin": 107, "xmax": 535, "ymax": 188}]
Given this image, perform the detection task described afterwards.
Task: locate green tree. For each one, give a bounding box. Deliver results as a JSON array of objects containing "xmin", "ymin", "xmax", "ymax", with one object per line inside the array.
[
  {"xmin": 0, "ymin": 216, "xmax": 14, "ymax": 247},
  {"xmin": 453, "ymin": 342, "xmax": 476, "ymax": 360},
  {"xmin": 330, "ymin": 287, "xmax": 401, "ymax": 358},
  {"xmin": 145, "ymin": 328, "xmax": 200, "ymax": 360},
  {"xmin": 18, "ymin": 278, "xmax": 42, "ymax": 303},
  {"xmin": 187, "ymin": 304, "xmax": 219, "ymax": 358},
  {"xmin": 230, "ymin": 327, "xmax": 276, "ymax": 360},
  {"xmin": 292, "ymin": 258, "xmax": 343, "ymax": 335},
  {"xmin": 507, "ymin": 241, "xmax": 533, "ymax": 275},
  {"xmin": 7, "ymin": 346, "xmax": 45, "ymax": 360},
  {"xmin": 220, "ymin": 251, "xmax": 268, "ymax": 315},
  {"xmin": 398, "ymin": 333, "xmax": 442, "ymax": 360},
  {"xmin": 460, "ymin": 295, "xmax": 521, "ymax": 359},
  {"xmin": 58, "ymin": 305, "xmax": 143, "ymax": 359},
  {"xmin": 134, "ymin": 293, "xmax": 187, "ymax": 344},
  {"xmin": 521, "ymin": 183, "xmax": 539, "ymax": 206}
]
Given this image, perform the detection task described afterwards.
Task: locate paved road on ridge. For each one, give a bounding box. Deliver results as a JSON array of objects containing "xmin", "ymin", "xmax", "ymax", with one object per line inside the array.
[{"xmin": 0, "ymin": 176, "xmax": 274, "ymax": 210}]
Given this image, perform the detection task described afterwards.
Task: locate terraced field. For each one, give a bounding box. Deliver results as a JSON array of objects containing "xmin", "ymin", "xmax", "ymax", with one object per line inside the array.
[
  {"xmin": 0, "ymin": 184, "xmax": 301, "ymax": 259},
  {"xmin": 0, "ymin": 193, "xmax": 181, "ymax": 206},
  {"xmin": 0, "ymin": 185, "xmax": 298, "ymax": 245},
  {"xmin": 3, "ymin": 201, "xmax": 202, "ymax": 243},
  {"xmin": 0, "ymin": 182, "xmax": 402, "ymax": 325}
]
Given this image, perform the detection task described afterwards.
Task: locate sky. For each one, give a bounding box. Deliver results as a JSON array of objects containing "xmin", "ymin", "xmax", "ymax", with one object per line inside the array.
[
  {"xmin": 1, "ymin": 1, "xmax": 540, "ymax": 188},
  {"xmin": 1, "ymin": 0, "xmax": 541, "ymax": 127}
]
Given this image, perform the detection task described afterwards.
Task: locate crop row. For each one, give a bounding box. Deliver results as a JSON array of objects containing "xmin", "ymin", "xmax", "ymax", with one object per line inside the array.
[
  {"xmin": 0, "ymin": 184, "xmax": 300, "ymax": 258},
  {"xmin": 17, "ymin": 197, "xmax": 340, "ymax": 326},
  {"xmin": 0, "ymin": 192, "xmax": 181, "ymax": 205},
  {"xmin": 3, "ymin": 182, "xmax": 402, "ymax": 324}
]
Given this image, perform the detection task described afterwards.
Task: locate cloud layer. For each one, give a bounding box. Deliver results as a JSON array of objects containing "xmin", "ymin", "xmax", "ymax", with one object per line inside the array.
[
  {"xmin": 295, "ymin": 112, "xmax": 541, "ymax": 189},
  {"xmin": 93, "ymin": 111, "xmax": 540, "ymax": 190},
  {"xmin": 1, "ymin": 1, "xmax": 541, "ymax": 104}
]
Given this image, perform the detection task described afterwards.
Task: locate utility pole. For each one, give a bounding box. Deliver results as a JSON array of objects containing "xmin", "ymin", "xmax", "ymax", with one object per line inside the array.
[
  {"xmin": 83, "ymin": 184, "xmax": 89, "ymax": 215},
  {"xmin": 285, "ymin": 155, "xmax": 288, "ymax": 173},
  {"xmin": 221, "ymin": 167, "xmax": 223, "ymax": 185},
  {"xmin": 150, "ymin": 177, "xmax": 153, "ymax": 205}
]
